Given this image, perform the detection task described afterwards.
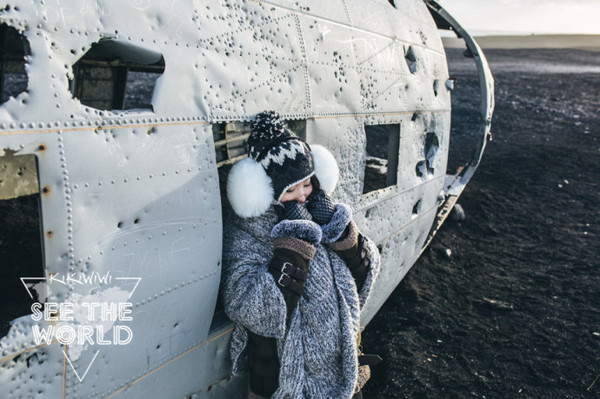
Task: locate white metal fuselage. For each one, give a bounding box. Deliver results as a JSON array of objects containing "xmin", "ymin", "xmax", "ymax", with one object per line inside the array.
[{"xmin": 0, "ymin": 0, "xmax": 493, "ymax": 397}]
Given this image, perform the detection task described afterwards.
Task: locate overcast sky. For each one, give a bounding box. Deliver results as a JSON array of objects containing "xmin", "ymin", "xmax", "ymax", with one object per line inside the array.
[{"xmin": 440, "ymin": 0, "xmax": 600, "ymax": 35}]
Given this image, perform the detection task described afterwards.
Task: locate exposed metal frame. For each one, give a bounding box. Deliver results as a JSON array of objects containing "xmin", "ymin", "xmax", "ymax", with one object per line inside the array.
[
  {"xmin": 421, "ymin": 0, "xmax": 495, "ymax": 251},
  {"xmin": 425, "ymin": 0, "xmax": 494, "ymax": 190}
]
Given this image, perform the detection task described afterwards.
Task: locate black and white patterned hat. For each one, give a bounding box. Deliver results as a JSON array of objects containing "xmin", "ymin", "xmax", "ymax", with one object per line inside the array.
[
  {"xmin": 227, "ymin": 111, "xmax": 340, "ymax": 218},
  {"xmin": 248, "ymin": 111, "xmax": 314, "ymax": 202}
]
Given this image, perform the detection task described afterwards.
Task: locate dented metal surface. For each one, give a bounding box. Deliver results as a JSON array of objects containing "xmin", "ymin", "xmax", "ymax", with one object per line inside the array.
[{"xmin": 0, "ymin": 0, "xmax": 493, "ymax": 397}]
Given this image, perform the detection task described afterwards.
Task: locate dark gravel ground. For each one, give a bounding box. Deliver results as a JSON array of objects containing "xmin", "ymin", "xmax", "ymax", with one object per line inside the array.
[{"xmin": 362, "ymin": 48, "xmax": 600, "ymax": 398}]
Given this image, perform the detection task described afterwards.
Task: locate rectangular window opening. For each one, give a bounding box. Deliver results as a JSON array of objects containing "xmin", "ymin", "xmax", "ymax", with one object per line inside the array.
[
  {"xmin": 363, "ymin": 124, "xmax": 400, "ymax": 194},
  {"xmin": 1, "ymin": 23, "xmax": 30, "ymax": 104},
  {"xmin": 0, "ymin": 152, "xmax": 45, "ymax": 338}
]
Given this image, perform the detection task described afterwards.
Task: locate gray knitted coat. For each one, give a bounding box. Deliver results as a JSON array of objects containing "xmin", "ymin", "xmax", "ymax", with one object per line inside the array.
[{"xmin": 222, "ymin": 203, "xmax": 380, "ymax": 399}]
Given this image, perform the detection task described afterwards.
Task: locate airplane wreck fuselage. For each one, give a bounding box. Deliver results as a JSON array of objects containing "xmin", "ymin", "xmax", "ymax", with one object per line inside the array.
[{"xmin": 0, "ymin": 0, "xmax": 493, "ymax": 397}]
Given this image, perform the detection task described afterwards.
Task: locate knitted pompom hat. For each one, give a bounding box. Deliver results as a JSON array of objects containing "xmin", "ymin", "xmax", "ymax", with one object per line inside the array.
[
  {"xmin": 248, "ymin": 111, "xmax": 315, "ymax": 201},
  {"xmin": 227, "ymin": 111, "xmax": 339, "ymax": 218}
]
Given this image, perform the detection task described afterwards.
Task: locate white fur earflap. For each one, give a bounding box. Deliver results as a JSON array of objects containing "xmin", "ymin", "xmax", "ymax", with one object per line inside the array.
[
  {"xmin": 227, "ymin": 157, "xmax": 274, "ymax": 218},
  {"xmin": 311, "ymin": 144, "xmax": 339, "ymax": 195}
]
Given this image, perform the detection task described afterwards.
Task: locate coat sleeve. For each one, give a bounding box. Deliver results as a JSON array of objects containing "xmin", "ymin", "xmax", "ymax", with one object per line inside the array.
[
  {"xmin": 321, "ymin": 203, "xmax": 381, "ymax": 308},
  {"xmin": 222, "ymin": 219, "xmax": 288, "ymax": 339},
  {"xmin": 358, "ymin": 236, "xmax": 381, "ymax": 307}
]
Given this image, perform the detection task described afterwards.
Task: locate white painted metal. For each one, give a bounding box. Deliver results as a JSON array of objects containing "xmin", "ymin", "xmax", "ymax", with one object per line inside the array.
[{"xmin": 0, "ymin": 0, "xmax": 493, "ymax": 397}]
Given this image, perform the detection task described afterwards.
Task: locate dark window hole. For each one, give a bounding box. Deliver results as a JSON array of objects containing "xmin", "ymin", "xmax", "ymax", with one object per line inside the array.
[
  {"xmin": 0, "ymin": 24, "xmax": 31, "ymax": 104},
  {"xmin": 70, "ymin": 39, "xmax": 165, "ymax": 112},
  {"xmin": 0, "ymin": 152, "xmax": 44, "ymax": 338},
  {"xmin": 415, "ymin": 132, "xmax": 439, "ymax": 178},
  {"xmin": 425, "ymin": 132, "xmax": 439, "ymax": 168},
  {"xmin": 415, "ymin": 160, "xmax": 427, "ymax": 178},
  {"xmin": 412, "ymin": 199, "xmax": 422, "ymax": 216},
  {"xmin": 404, "ymin": 46, "xmax": 417, "ymax": 74},
  {"xmin": 363, "ymin": 124, "xmax": 400, "ymax": 194}
]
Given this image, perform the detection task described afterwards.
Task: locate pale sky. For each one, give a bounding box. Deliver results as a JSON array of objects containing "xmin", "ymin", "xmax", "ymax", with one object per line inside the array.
[{"xmin": 440, "ymin": 0, "xmax": 600, "ymax": 35}]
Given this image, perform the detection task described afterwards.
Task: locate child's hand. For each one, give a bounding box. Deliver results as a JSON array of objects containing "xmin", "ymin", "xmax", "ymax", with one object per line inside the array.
[
  {"xmin": 306, "ymin": 190, "xmax": 336, "ymax": 225},
  {"xmin": 282, "ymin": 201, "xmax": 313, "ymax": 221}
]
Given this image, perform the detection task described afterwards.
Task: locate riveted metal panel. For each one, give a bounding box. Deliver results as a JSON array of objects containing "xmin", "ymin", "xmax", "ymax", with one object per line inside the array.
[
  {"xmin": 0, "ymin": 334, "xmax": 64, "ymax": 398},
  {"xmin": 189, "ymin": 10, "xmax": 308, "ymax": 117},
  {"xmin": 63, "ymin": 280, "xmax": 220, "ymax": 397},
  {"xmin": 348, "ymin": 0, "xmax": 438, "ymax": 44},
  {"xmin": 305, "ymin": 117, "xmax": 365, "ymax": 205},
  {"xmin": 254, "ymin": 0, "xmax": 352, "ymax": 26},
  {"xmin": 300, "ymin": 19, "xmax": 362, "ymax": 115},
  {"xmin": 104, "ymin": 325, "xmax": 242, "ymax": 398}
]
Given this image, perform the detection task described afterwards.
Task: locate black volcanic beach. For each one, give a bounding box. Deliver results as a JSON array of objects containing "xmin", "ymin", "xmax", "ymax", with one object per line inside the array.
[{"xmin": 362, "ymin": 48, "xmax": 600, "ymax": 398}]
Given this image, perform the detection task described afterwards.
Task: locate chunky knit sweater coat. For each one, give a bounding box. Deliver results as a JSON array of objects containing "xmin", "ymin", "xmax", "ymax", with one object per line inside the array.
[{"xmin": 222, "ymin": 203, "xmax": 380, "ymax": 399}]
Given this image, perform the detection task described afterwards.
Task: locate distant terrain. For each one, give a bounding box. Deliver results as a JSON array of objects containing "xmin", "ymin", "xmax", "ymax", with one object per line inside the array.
[{"xmin": 443, "ymin": 34, "xmax": 600, "ymax": 52}]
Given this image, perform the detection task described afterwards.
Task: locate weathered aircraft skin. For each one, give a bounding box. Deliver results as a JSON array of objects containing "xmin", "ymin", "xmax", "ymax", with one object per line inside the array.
[{"xmin": 0, "ymin": 0, "xmax": 493, "ymax": 397}]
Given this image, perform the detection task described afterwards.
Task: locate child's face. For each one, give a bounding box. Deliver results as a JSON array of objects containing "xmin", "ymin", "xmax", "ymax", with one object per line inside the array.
[{"xmin": 280, "ymin": 178, "xmax": 313, "ymax": 204}]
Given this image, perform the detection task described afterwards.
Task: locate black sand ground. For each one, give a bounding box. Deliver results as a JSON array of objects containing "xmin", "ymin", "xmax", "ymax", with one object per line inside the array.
[{"xmin": 362, "ymin": 49, "xmax": 600, "ymax": 398}]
